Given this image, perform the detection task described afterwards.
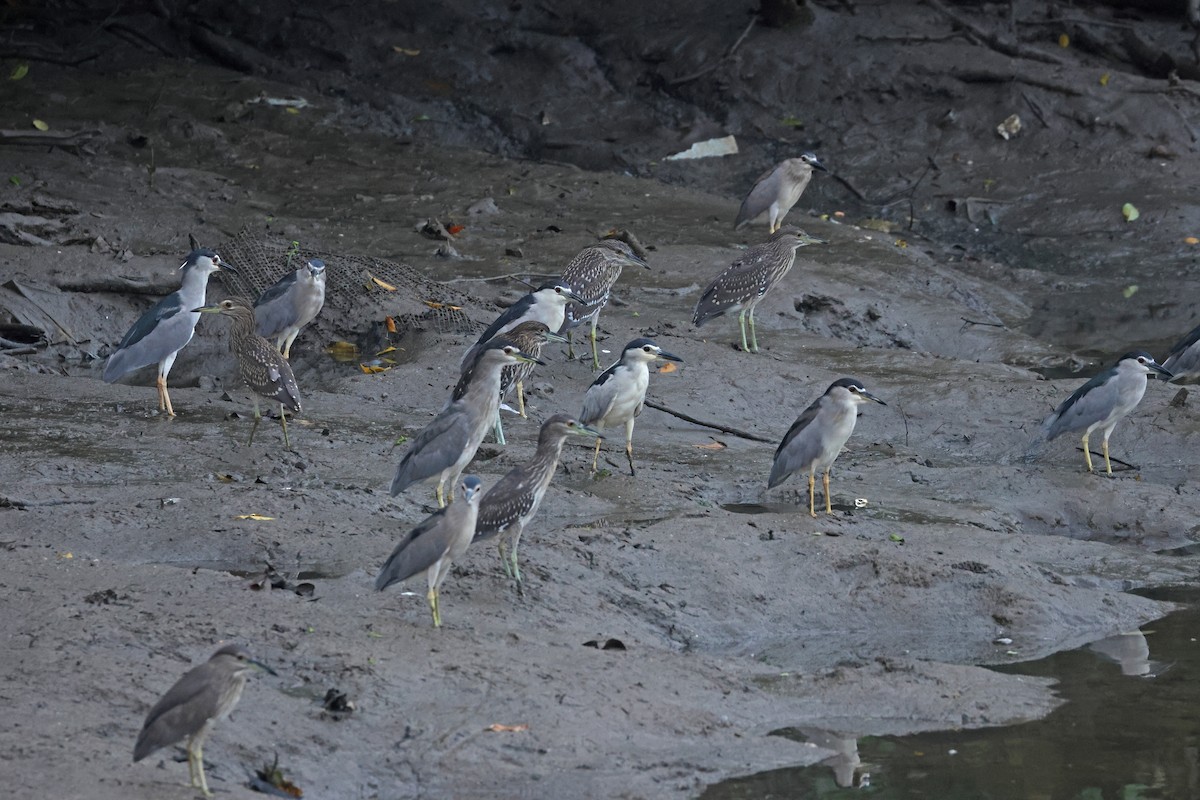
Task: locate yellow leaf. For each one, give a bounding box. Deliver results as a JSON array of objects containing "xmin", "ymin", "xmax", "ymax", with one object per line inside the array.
[
  {"xmin": 392, "ymin": 46, "xmax": 421, "ymax": 56},
  {"xmin": 326, "ymin": 341, "xmax": 359, "ymax": 362},
  {"xmin": 31, "ymin": 119, "xmax": 49, "ymax": 131},
  {"xmin": 214, "ymin": 473, "xmax": 235, "ymax": 483},
  {"xmin": 658, "ymin": 362, "xmax": 677, "ymax": 374},
  {"xmin": 1058, "ymin": 33, "xmax": 1069, "ymax": 48},
  {"xmin": 285, "ymin": 106, "xmax": 300, "ymax": 115},
  {"xmin": 423, "ymin": 299, "xmax": 462, "ymax": 311},
  {"xmin": 235, "ymin": 514, "xmax": 275, "ymax": 521},
  {"xmin": 10, "ymin": 63, "xmax": 28, "ymax": 80},
  {"xmin": 367, "ymin": 272, "xmax": 397, "ymax": 291},
  {"xmin": 360, "ymin": 363, "xmax": 392, "ymax": 374},
  {"xmin": 376, "ymin": 346, "xmax": 397, "ymax": 355},
  {"xmin": 60, "ymin": 551, "xmax": 73, "ymax": 559},
  {"xmin": 1100, "ymin": 72, "xmax": 1110, "ymax": 87},
  {"xmin": 485, "ymin": 723, "xmax": 529, "ymax": 733},
  {"xmin": 1122, "ymin": 284, "xmax": 1139, "ymax": 299},
  {"xmin": 894, "ymin": 239, "xmax": 909, "ymax": 248},
  {"xmin": 695, "ymin": 440, "xmax": 727, "ymax": 450},
  {"xmin": 1122, "ymin": 202, "xmax": 1139, "ymax": 222},
  {"xmin": 1185, "ymin": 237, "xmax": 1199, "ymax": 245}
]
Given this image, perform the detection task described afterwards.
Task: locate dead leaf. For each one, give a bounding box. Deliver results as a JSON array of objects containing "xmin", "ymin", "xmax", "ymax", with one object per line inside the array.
[
  {"xmin": 695, "ymin": 440, "xmax": 727, "ymax": 450},
  {"xmin": 658, "ymin": 362, "xmax": 677, "ymax": 374},
  {"xmin": 360, "ymin": 363, "xmax": 392, "ymax": 374},
  {"xmin": 10, "ymin": 63, "xmax": 28, "ymax": 81},
  {"xmin": 385, "ymin": 316, "xmax": 397, "ymax": 333},
  {"xmin": 1122, "ymin": 203, "xmax": 1139, "ymax": 222},
  {"xmin": 214, "ymin": 473, "xmax": 235, "ymax": 483},
  {"xmin": 1058, "ymin": 33, "xmax": 1069, "ymax": 48},
  {"xmin": 235, "ymin": 514, "xmax": 275, "ymax": 521},
  {"xmin": 367, "ymin": 272, "xmax": 397, "ymax": 291},
  {"xmin": 446, "ymin": 224, "xmax": 465, "ymax": 235},
  {"xmin": 1100, "ymin": 72, "xmax": 1111, "ymax": 86},
  {"xmin": 32, "ymin": 119, "xmax": 49, "ymax": 131},
  {"xmin": 327, "ymin": 341, "xmax": 359, "ymax": 362},
  {"xmin": 376, "ymin": 346, "xmax": 397, "ymax": 356},
  {"xmin": 392, "ymin": 46, "xmax": 421, "ymax": 56},
  {"xmin": 485, "ymin": 723, "xmax": 529, "ymax": 733},
  {"xmin": 1186, "ymin": 237, "xmax": 1199, "ymax": 245},
  {"xmin": 423, "ymin": 300, "xmax": 463, "ymax": 311}
]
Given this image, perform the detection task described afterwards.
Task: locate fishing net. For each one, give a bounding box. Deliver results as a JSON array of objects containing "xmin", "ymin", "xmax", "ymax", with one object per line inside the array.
[{"xmin": 213, "ymin": 227, "xmax": 490, "ymax": 341}]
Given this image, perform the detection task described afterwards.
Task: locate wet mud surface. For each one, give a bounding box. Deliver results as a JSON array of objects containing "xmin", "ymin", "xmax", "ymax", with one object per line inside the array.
[{"xmin": 4, "ymin": 2, "xmax": 1200, "ymax": 798}]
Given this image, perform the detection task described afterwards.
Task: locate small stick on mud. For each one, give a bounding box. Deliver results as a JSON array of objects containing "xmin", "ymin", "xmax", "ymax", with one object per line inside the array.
[
  {"xmin": 669, "ymin": 14, "xmax": 758, "ymax": 86},
  {"xmin": 643, "ymin": 399, "xmax": 774, "ymax": 443},
  {"xmin": 959, "ymin": 317, "xmax": 1005, "ymax": 331},
  {"xmin": 925, "ymin": 0, "xmax": 1065, "ymax": 66},
  {"xmin": 1080, "ymin": 449, "xmax": 1137, "ymax": 472}
]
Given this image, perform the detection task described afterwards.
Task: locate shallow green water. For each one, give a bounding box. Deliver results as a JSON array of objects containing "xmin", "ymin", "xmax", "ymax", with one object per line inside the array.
[{"xmin": 703, "ymin": 587, "xmax": 1200, "ymax": 800}]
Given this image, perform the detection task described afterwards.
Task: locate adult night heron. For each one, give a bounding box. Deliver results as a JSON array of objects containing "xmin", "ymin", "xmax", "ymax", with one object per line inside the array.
[
  {"xmin": 392, "ymin": 339, "xmax": 542, "ymax": 506},
  {"xmin": 133, "ymin": 643, "xmax": 276, "ymax": 797},
  {"xmin": 734, "ymin": 153, "xmax": 828, "ymax": 234},
  {"xmin": 474, "ymin": 414, "xmax": 601, "ymax": 584},
  {"xmin": 560, "ymin": 239, "xmax": 650, "ymax": 369},
  {"xmin": 461, "ymin": 320, "xmax": 564, "ymax": 446},
  {"xmin": 253, "ymin": 257, "xmax": 326, "ymax": 359},
  {"xmin": 195, "ymin": 297, "xmax": 302, "ymax": 449},
  {"xmin": 376, "ymin": 474, "xmax": 483, "ymax": 627},
  {"xmin": 768, "ymin": 378, "xmax": 886, "ymax": 517},
  {"xmin": 1161, "ymin": 323, "xmax": 1200, "ymax": 382},
  {"xmin": 103, "ymin": 247, "xmax": 236, "ymax": 416},
  {"xmin": 580, "ymin": 338, "xmax": 682, "ymax": 476},
  {"xmin": 461, "ymin": 281, "xmax": 583, "ymax": 368},
  {"xmin": 1040, "ymin": 351, "xmax": 1171, "ymax": 475},
  {"xmin": 692, "ymin": 227, "xmax": 826, "ymax": 353}
]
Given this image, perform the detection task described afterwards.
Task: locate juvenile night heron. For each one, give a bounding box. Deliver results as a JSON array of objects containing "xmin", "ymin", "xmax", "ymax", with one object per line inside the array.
[
  {"xmin": 253, "ymin": 257, "xmax": 326, "ymax": 359},
  {"xmin": 768, "ymin": 378, "xmax": 886, "ymax": 517},
  {"xmin": 1161, "ymin": 323, "xmax": 1200, "ymax": 382},
  {"xmin": 580, "ymin": 338, "xmax": 682, "ymax": 476},
  {"xmin": 560, "ymin": 239, "xmax": 650, "ymax": 369},
  {"xmin": 461, "ymin": 320, "xmax": 564, "ymax": 446},
  {"xmin": 474, "ymin": 414, "xmax": 601, "ymax": 584},
  {"xmin": 734, "ymin": 153, "xmax": 828, "ymax": 234},
  {"xmin": 392, "ymin": 339, "xmax": 542, "ymax": 506},
  {"xmin": 461, "ymin": 281, "xmax": 584, "ymax": 368},
  {"xmin": 133, "ymin": 643, "xmax": 276, "ymax": 797},
  {"xmin": 1040, "ymin": 351, "xmax": 1172, "ymax": 475},
  {"xmin": 103, "ymin": 248, "xmax": 236, "ymax": 417},
  {"xmin": 692, "ymin": 227, "xmax": 826, "ymax": 353},
  {"xmin": 195, "ymin": 297, "xmax": 303, "ymax": 449},
  {"xmin": 376, "ymin": 474, "xmax": 483, "ymax": 627}
]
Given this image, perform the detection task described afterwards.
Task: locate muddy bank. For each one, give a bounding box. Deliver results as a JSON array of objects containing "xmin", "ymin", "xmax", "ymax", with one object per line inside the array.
[{"xmin": 4, "ymin": 2, "xmax": 1200, "ymax": 797}]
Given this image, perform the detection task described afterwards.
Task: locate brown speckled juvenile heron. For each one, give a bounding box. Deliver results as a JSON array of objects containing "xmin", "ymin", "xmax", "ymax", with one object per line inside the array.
[
  {"xmin": 692, "ymin": 227, "xmax": 826, "ymax": 353},
  {"xmin": 735, "ymin": 153, "xmax": 827, "ymax": 234},
  {"xmin": 768, "ymin": 378, "xmax": 886, "ymax": 517},
  {"xmin": 474, "ymin": 414, "xmax": 601, "ymax": 584},
  {"xmin": 254, "ymin": 257, "xmax": 326, "ymax": 359},
  {"xmin": 1040, "ymin": 351, "xmax": 1171, "ymax": 475},
  {"xmin": 376, "ymin": 474, "xmax": 483, "ymax": 627},
  {"xmin": 103, "ymin": 248, "xmax": 236, "ymax": 417},
  {"xmin": 195, "ymin": 298, "xmax": 302, "ymax": 449},
  {"xmin": 393, "ymin": 339, "xmax": 542, "ymax": 506},
  {"xmin": 580, "ymin": 338, "xmax": 682, "ymax": 476},
  {"xmin": 560, "ymin": 239, "xmax": 650, "ymax": 369},
  {"xmin": 134, "ymin": 643, "xmax": 276, "ymax": 797}
]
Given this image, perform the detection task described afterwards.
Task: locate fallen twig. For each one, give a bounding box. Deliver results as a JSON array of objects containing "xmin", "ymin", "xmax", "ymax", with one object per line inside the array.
[
  {"xmin": 643, "ymin": 398, "xmax": 773, "ymax": 443},
  {"xmin": 669, "ymin": 14, "xmax": 757, "ymax": 86},
  {"xmin": 925, "ymin": 0, "xmax": 1065, "ymax": 66}
]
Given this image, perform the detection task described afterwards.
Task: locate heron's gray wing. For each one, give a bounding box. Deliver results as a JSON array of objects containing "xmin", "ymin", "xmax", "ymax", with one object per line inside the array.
[
  {"xmin": 1042, "ymin": 372, "xmax": 1111, "ymax": 440},
  {"xmin": 734, "ymin": 164, "xmax": 784, "ymax": 229},
  {"xmin": 375, "ymin": 509, "xmax": 451, "ymax": 590},
  {"xmin": 580, "ymin": 365, "xmax": 619, "ymax": 425},
  {"xmin": 390, "ymin": 407, "xmax": 473, "ymax": 494},
  {"xmin": 133, "ymin": 663, "xmax": 223, "ymax": 760},
  {"xmin": 103, "ymin": 293, "xmax": 194, "ymax": 381},
  {"xmin": 462, "ymin": 296, "xmax": 535, "ymax": 366},
  {"xmin": 768, "ymin": 398, "xmax": 823, "ymax": 488},
  {"xmin": 1163, "ymin": 323, "xmax": 1200, "ymax": 374},
  {"xmin": 253, "ymin": 271, "xmax": 301, "ymax": 339},
  {"xmin": 474, "ymin": 469, "xmax": 539, "ymax": 541}
]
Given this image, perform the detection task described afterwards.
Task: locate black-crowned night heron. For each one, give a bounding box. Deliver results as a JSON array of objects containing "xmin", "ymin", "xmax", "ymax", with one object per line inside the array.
[
  {"xmin": 734, "ymin": 153, "xmax": 828, "ymax": 234},
  {"xmin": 474, "ymin": 413, "xmax": 601, "ymax": 584},
  {"xmin": 375, "ymin": 474, "xmax": 483, "ymax": 627},
  {"xmin": 1040, "ymin": 351, "xmax": 1171, "ymax": 475},
  {"xmin": 768, "ymin": 378, "xmax": 886, "ymax": 517},
  {"xmin": 560, "ymin": 239, "xmax": 650, "ymax": 369},
  {"xmin": 1161, "ymin": 323, "xmax": 1200, "ymax": 382},
  {"xmin": 580, "ymin": 338, "xmax": 682, "ymax": 476},
  {"xmin": 196, "ymin": 298, "xmax": 303, "ymax": 449},
  {"xmin": 464, "ymin": 320, "xmax": 564, "ymax": 446},
  {"xmin": 692, "ymin": 227, "xmax": 826, "ymax": 353},
  {"xmin": 253, "ymin": 257, "xmax": 326, "ymax": 359},
  {"xmin": 461, "ymin": 280, "xmax": 584, "ymax": 368},
  {"xmin": 103, "ymin": 247, "xmax": 236, "ymax": 417},
  {"xmin": 134, "ymin": 643, "xmax": 276, "ymax": 797},
  {"xmin": 392, "ymin": 339, "xmax": 542, "ymax": 507}
]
